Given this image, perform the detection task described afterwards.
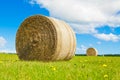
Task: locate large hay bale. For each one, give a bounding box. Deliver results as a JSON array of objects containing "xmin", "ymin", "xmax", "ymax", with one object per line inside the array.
[
  {"xmin": 16, "ymin": 15, "xmax": 76, "ymax": 61},
  {"xmin": 86, "ymin": 48, "xmax": 98, "ymax": 56}
]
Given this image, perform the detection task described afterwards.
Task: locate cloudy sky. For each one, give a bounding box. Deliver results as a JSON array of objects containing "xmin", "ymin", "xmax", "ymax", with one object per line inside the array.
[{"xmin": 0, "ymin": 0, "xmax": 120, "ymax": 54}]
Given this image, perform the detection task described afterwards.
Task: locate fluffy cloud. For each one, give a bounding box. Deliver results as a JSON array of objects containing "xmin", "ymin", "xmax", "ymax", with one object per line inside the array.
[
  {"xmin": 76, "ymin": 45, "xmax": 87, "ymax": 54},
  {"xmin": 30, "ymin": 0, "xmax": 120, "ymax": 24},
  {"xmin": 97, "ymin": 41, "xmax": 101, "ymax": 45},
  {"xmin": 94, "ymin": 33, "xmax": 120, "ymax": 42},
  {"xmin": 70, "ymin": 23, "xmax": 98, "ymax": 34},
  {"xmin": 0, "ymin": 36, "xmax": 7, "ymax": 48},
  {"xmin": 29, "ymin": 0, "xmax": 120, "ymax": 41}
]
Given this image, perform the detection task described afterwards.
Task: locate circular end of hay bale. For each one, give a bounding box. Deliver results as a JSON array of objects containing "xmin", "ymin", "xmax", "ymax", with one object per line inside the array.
[
  {"xmin": 16, "ymin": 15, "xmax": 57, "ymax": 61},
  {"xmin": 16, "ymin": 15, "xmax": 76, "ymax": 61},
  {"xmin": 86, "ymin": 48, "xmax": 98, "ymax": 56}
]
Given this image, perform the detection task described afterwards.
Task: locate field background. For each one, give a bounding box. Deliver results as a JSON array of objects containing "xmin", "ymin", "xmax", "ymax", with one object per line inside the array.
[{"xmin": 0, "ymin": 53, "xmax": 120, "ymax": 80}]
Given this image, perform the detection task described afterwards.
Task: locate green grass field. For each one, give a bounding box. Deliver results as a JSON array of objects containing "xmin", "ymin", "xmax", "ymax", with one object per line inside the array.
[{"xmin": 0, "ymin": 53, "xmax": 120, "ymax": 80}]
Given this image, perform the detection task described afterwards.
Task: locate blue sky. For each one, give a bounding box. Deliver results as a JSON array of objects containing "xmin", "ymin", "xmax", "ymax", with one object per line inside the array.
[{"xmin": 0, "ymin": 0, "xmax": 120, "ymax": 55}]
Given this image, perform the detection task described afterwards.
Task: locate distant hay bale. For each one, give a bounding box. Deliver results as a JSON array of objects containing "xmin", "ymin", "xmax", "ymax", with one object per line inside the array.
[
  {"xmin": 16, "ymin": 15, "xmax": 76, "ymax": 61},
  {"xmin": 86, "ymin": 48, "xmax": 98, "ymax": 56}
]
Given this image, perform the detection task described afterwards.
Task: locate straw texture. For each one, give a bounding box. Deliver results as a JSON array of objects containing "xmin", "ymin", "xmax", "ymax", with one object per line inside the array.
[
  {"xmin": 16, "ymin": 15, "xmax": 76, "ymax": 61},
  {"xmin": 86, "ymin": 48, "xmax": 98, "ymax": 56}
]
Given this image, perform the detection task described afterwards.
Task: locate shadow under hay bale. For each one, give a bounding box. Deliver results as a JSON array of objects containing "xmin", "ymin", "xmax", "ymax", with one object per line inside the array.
[
  {"xmin": 16, "ymin": 15, "xmax": 76, "ymax": 61},
  {"xmin": 86, "ymin": 48, "xmax": 98, "ymax": 56}
]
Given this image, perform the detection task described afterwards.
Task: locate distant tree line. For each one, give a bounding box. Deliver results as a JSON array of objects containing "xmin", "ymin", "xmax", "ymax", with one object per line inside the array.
[{"xmin": 75, "ymin": 54, "xmax": 120, "ymax": 56}]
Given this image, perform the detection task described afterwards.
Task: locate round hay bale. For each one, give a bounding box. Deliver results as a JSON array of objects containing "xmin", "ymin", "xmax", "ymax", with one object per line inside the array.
[
  {"xmin": 16, "ymin": 15, "xmax": 76, "ymax": 61},
  {"xmin": 86, "ymin": 48, "xmax": 98, "ymax": 56}
]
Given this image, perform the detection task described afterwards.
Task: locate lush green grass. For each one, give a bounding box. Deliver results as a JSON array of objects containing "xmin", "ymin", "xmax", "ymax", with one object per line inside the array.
[{"xmin": 0, "ymin": 54, "xmax": 120, "ymax": 80}]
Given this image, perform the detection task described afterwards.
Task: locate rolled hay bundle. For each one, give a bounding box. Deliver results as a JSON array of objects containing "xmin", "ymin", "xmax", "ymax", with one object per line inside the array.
[
  {"xmin": 86, "ymin": 48, "xmax": 98, "ymax": 56},
  {"xmin": 16, "ymin": 15, "xmax": 76, "ymax": 61}
]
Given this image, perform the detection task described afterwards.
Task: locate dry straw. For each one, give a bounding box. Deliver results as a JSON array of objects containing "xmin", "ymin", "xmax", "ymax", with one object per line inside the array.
[
  {"xmin": 16, "ymin": 15, "xmax": 76, "ymax": 61},
  {"xmin": 86, "ymin": 48, "xmax": 98, "ymax": 56}
]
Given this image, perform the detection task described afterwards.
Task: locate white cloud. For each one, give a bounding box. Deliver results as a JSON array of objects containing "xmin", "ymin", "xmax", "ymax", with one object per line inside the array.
[
  {"xmin": 0, "ymin": 36, "xmax": 7, "ymax": 48},
  {"xmin": 30, "ymin": 0, "xmax": 120, "ymax": 41},
  {"xmin": 30, "ymin": 0, "xmax": 120, "ymax": 24},
  {"xmin": 89, "ymin": 44, "xmax": 93, "ymax": 47},
  {"xmin": 97, "ymin": 41, "xmax": 101, "ymax": 45},
  {"xmin": 94, "ymin": 33, "xmax": 120, "ymax": 42},
  {"xmin": 76, "ymin": 45, "xmax": 87, "ymax": 54},
  {"xmin": 70, "ymin": 23, "xmax": 98, "ymax": 34}
]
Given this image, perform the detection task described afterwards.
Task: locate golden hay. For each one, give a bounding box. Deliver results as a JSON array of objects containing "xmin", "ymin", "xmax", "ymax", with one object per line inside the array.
[
  {"xmin": 86, "ymin": 48, "xmax": 98, "ymax": 56},
  {"xmin": 16, "ymin": 15, "xmax": 76, "ymax": 61}
]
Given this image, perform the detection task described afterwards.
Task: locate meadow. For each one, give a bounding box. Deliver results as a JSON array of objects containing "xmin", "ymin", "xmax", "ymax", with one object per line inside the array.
[{"xmin": 0, "ymin": 53, "xmax": 120, "ymax": 80}]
